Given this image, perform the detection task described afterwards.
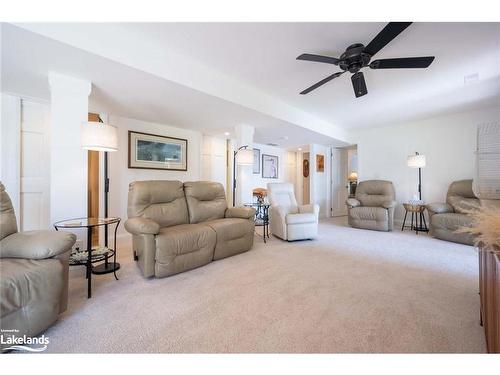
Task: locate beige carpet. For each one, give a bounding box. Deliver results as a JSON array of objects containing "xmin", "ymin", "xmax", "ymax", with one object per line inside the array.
[{"xmin": 43, "ymin": 217, "xmax": 486, "ymax": 353}]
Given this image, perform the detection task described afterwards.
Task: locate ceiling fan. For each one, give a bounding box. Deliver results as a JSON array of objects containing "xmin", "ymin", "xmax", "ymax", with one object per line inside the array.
[{"xmin": 297, "ymin": 22, "xmax": 435, "ymax": 98}]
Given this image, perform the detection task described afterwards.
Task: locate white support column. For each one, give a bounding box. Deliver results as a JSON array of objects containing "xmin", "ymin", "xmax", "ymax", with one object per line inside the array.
[
  {"xmin": 48, "ymin": 72, "xmax": 91, "ymax": 226},
  {"xmin": 0, "ymin": 94, "xmax": 21, "ymax": 215},
  {"xmin": 234, "ymin": 124, "xmax": 254, "ymax": 206}
]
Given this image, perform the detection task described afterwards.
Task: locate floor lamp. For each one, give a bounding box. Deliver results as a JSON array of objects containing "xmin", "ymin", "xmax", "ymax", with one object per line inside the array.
[
  {"xmin": 407, "ymin": 152, "xmax": 426, "ymax": 200},
  {"xmin": 81, "ymin": 120, "xmax": 119, "ymax": 273},
  {"xmin": 232, "ymin": 145, "xmax": 254, "ymax": 206}
]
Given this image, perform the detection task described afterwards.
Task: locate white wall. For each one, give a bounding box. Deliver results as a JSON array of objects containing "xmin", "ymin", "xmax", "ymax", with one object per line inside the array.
[
  {"xmin": 246, "ymin": 142, "xmax": 289, "ymax": 202},
  {"xmin": 201, "ymin": 135, "xmax": 227, "ymax": 190},
  {"xmin": 107, "ymin": 115, "xmax": 202, "ymax": 235},
  {"xmin": 352, "ymin": 106, "xmax": 500, "ymax": 222}
]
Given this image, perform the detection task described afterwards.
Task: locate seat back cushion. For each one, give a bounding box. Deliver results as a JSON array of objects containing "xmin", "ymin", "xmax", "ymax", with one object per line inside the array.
[
  {"xmin": 127, "ymin": 180, "xmax": 189, "ymax": 228},
  {"xmin": 446, "ymin": 179, "xmax": 480, "ymax": 214},
  {"xmin": 356, "ymin": 180, "xmax": 395, "ymax": 207},
  {"xmin": 267, "ymin": 182, "xmax": 299, "ymax": 214},
  {"xmin": 0, "ymin": 182, "xmax": 18, "ymax": 241},
  {"xmin": 184, "ymin": 181, "xmax": 228, "ymax": 224}
]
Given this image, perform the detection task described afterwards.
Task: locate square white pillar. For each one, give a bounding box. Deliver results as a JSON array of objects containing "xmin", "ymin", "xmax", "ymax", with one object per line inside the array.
[{"xmin": 48, "ymin": 72, "xmax": 91, "ymax": 225}]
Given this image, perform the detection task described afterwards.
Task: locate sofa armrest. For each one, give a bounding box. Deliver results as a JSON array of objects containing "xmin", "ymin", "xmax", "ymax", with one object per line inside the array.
[
  {"xmin": 382, "ymin": 200, "xmax": 397, "ymax": 209},
  {"xmin": 225, "ymin": 207, "xmax": 256, "ymax": 220},
  {"xmin": 298, "ymin": 204, "xmax": 320, "ymax": 216},
  {"xmin": 0, "ymin": 230, "xmax": 76, "ymax": 259},
  {"xmin": 124, "ymin": 217, "xmax": 160, "ymax": 235},
  {"xmin": 346, "ymin": 198, "xmax": 361, "ymax": 208},
  {"xmin": 426, "ymin": 202, "xmax": 454, "ymax": 214}
]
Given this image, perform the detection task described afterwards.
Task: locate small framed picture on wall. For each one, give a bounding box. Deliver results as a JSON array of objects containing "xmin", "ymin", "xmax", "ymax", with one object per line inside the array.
[
  {"xmin": 253, "ymin": 148, "xmax": 261, "ymax": 174},
  {"xmin": 316, "ymin": 154, "xmax": 325, "ymax": 172},
  {"xmin": 262, "ymin": 154, "xmax": 278, "ymax": 179}
]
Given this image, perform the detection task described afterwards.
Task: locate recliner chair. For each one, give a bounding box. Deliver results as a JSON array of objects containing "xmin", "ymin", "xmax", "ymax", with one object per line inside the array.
[
  {"xmin": 0, "ymin": 182, "xmax": 75, "ymax": 349},
  {"xmin": 426, "ymin": 179, "xmax": 478, "ymax": 245},
  {"xmin": 266, "ymin": 182, "xmax": 319, "ymax": 241},
  {"xmin": 346, "ymin": 180, "xmax": 396, "ymax": 232}
]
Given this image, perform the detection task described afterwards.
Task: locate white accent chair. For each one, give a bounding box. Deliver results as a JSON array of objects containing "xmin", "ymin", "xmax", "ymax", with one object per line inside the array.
[{"xmin": 267, "ymin": 182, "xmax": 319, "ymax": 241}]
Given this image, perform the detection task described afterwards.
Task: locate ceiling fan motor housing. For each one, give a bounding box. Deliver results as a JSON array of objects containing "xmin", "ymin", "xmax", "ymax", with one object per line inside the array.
[{"xmin": 339, "ymin": 43, "xmax": 371, "ymax": 73}]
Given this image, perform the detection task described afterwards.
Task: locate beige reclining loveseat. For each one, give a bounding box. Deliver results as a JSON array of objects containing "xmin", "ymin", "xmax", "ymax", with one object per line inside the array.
[{"xmin": 125, "ymin": 180, "xmax": 256, "ymax": 278}]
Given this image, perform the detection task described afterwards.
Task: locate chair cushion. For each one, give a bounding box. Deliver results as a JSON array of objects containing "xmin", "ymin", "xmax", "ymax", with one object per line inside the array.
[
  {"xmin": 154, "ymin": 224, "xmax": 216, "ymax": 277},
  {"xmin": 355, "ymin": 180, "xmax": 395, "ymax": 207},
  {"xmin": 349, "ymin": 206, "xmax": 388, "ymax": 222},
  {"xmin": 286, "ymin": 213, "xmax": 317, "ymax": 225},
  {"xmin": 0, "ymin": 182, "xmax": 18, "ymax": 241},
  {"xmin": 447, "ymin": 196, "xmax": 480, "ymax": 214},
  {"xmin": 127, "ymin": 180, "xmax": 189, "ymax": 227},
  {"xmin": 184, "ymin": 181, "xmax": 227, "ymax": 224},
  {"xmin": 1, "ymin": 258, "xmax": 63, "ymax": 320},
  {"xmin": 204, "ymin": 218, "xmax": 254, "ymax": 260},
  {"xmin": 431, "ymin": 213, "xmax": 473, "ymax": 232}
]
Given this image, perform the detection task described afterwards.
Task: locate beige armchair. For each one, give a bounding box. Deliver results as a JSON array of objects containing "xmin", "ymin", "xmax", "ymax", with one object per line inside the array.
[
  {"xmin": 0, "ymin": 183, "xmax": 75, "ymax": 349},
  {"xmin": 346, "ymin": 180, "xmax": 396, "ymax": 231},
  {"xmin": 267, "ymin": 182, "xmax": 319, "ymax": 241},
  {"xmin": 125, "ymin": 180, "xmax": 255, "ymax": 278},
  {"xmin": 426, "ymin": 179, "xmax": 478, "ymax": 245}
]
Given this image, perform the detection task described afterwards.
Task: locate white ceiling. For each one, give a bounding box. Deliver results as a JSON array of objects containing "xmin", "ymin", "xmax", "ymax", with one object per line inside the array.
[
  {"xmin": 3, "ymin": 22, "xmax": 500, "ymax": 146},
  {"xmin": 1, "ymin": 24, "xmax": 347, "ymax": 148},
  {"xmin": 123, "ymin": 22, "xmax": 500, "ymax": 128}
]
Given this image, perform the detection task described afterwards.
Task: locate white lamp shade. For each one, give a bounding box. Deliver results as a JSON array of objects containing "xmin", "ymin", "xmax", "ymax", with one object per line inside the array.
[
  {"xmin": 407, "ymin": 154, "xmax": 426, "ymax": 168},
  {"xmin": 81, "ymin": 122, "xmax": 118, "ymax": 152},
  {"xmin": 237, "ymin": 148, "xmax": 254, "ymax": 165},
  {"xmin": 348, "ymin": 171, "xmax": 358, "ymax": 181}
]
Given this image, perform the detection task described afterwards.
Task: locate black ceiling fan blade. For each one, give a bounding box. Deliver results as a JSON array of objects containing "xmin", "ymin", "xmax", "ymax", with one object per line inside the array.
[
  {"xmin": 351, "ymin": 72, "xmax": 368, "ymax": 98},
  {"xmin": 364, "ymin": 22, "xmax": 412, "ymax": 57},
  {"xmin": 297, "ymin": 53, "xmax": 340, "ymax": 65},
  {"xmin": 300, "ymin": 72, "xmax": 344, "ymax": 95},
  {"xmin": 370, "ymin": 56, "xmax": 435, "ymax": 69}
]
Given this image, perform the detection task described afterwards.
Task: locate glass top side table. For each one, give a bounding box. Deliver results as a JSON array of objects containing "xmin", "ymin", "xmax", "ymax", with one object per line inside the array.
[
  {"xmin": 54, "ymin": 217, "xmax": 121, "ymax": 298},
  {"xmin": 244, "ymin": 202, "xmax": 270, "ymax": 243}
]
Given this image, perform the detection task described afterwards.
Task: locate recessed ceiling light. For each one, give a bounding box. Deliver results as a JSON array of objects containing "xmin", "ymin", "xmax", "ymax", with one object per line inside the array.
[
  {"xmin": 298, "ymin": 148, "xmax": 302, "ymax": 151},
  {"xmin": 224, "ymin": 132, "xmax": 230, "ymax": 136}
]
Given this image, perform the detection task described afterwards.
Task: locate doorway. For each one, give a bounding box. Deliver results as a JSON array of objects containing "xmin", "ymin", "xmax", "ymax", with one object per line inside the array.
[{"xmin": 331, "ymin": 145, "xmax": 357, "ymax": 217}]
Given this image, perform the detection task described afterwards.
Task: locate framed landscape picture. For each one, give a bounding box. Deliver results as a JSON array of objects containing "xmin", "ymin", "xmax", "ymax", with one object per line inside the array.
[
  {"xmin": 128, "ymin": 131, "xmax": 188, "ymax": 171},
  {"xmin": 253, "ymin": 148, "xmax": 261, "ymax": 174},
  {"xmin": 262, "ymin": 154, "xmax": 278, "ymax": 179}
]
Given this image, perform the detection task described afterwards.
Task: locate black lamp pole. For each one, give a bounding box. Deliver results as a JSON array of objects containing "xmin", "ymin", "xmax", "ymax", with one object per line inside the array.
[
  {"xmin": 415, "ymin": 151, "xmax": 422, "ymax": 201},
  {"xmin": 232, "ymin": 145, "xmax": 249, "ymax": 207}
]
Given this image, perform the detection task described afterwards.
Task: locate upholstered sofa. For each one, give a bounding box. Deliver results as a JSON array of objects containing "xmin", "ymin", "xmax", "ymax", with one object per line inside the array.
[
  {"xmin": 346, "ymin": 180, "xmax": 396, "ymax": 232},
  {"xmin": 0, "ymin": 183, "xmax": 75, "ymax": 349},
  {"xmin": 125, "ymin": 180, "xmax": 256, "ymax": 278},
  {"xmin": 267, "ymin": 182, "xmax": 319, "ymax": 241},
  {"xmin": 426, "ymin": 179, "xmax": 478, "ymax": 245}
]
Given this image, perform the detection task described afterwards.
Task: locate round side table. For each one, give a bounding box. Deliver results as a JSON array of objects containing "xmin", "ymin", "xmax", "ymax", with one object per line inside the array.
[
  {"xmin": 54, "ymin": 217, "xmax": 121, "ymax": 298},
  {"xmin": 401, "ymin": 204, "xmax": 428, "ymax": 234}
]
